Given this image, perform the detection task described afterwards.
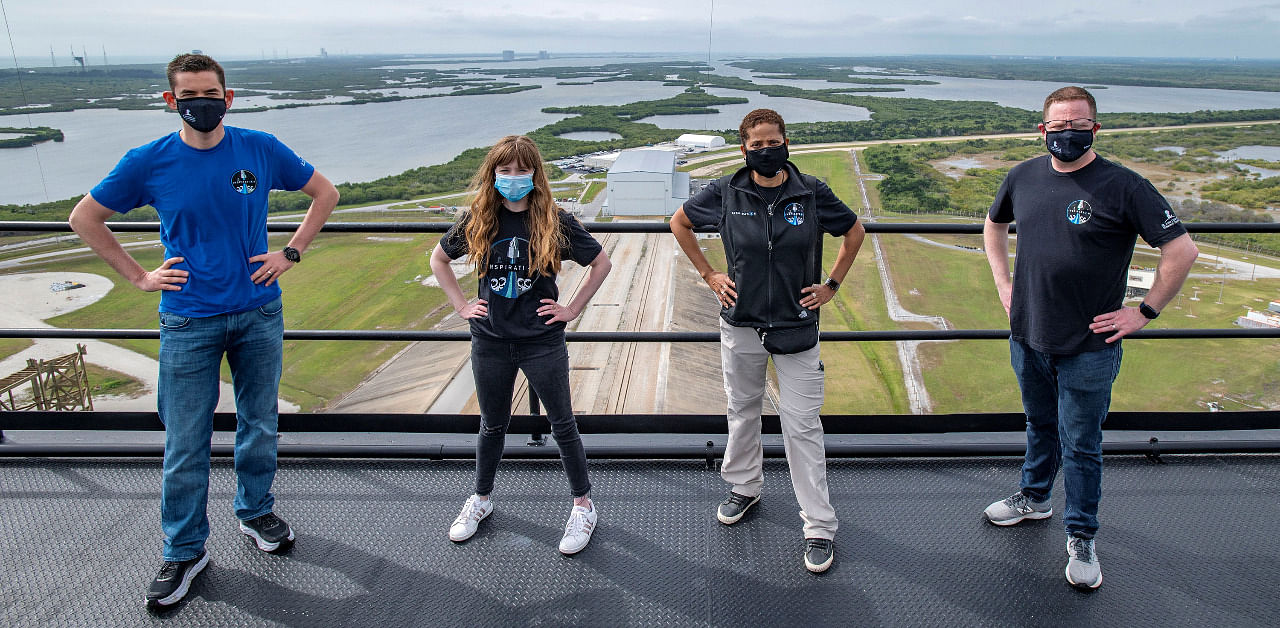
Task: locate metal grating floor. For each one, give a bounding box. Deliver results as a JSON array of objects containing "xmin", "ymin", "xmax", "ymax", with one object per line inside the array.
[{"xmin": 2, "ymin": 455, "xmax": 1278, "ymax": 627}]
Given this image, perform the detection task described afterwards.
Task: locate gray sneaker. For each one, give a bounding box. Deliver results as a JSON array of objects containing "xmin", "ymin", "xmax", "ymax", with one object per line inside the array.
[
  {"xmin": 983, "ymin": 491, "xmax": 1052, "ymax": 526},
  {"xmin": 1066, "ymin": 535, "xmax": 1103, "ymax": 590}
]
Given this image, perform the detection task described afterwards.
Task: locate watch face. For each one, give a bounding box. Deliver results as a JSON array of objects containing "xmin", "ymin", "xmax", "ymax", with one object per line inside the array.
[{"xmin": 283, "ymin": 247, "xmax": 300, "ymax": 262}]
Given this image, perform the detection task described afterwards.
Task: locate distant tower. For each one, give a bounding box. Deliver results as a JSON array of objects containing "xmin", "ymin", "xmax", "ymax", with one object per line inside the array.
[
  {"xmin": 101, "ymin": 45, "xmax": 108, "ymax": 66},
  {"xmin": 502, "ymin": 50, "xmax": 515, "ymax": 61},
  {"xmin": 50, "ymin": 45, "xmax": 56, "ymax": 67},
  {"xmin": 538, "ymin": 50, "xmax": 549, "ymax": 60},
  {"xmin": 71, "ymin": 46, "xmax": 85, "ymax": 71},
  {"xmin": 82, "ymin": 46, "xmax": 88, "ymax": 66}
]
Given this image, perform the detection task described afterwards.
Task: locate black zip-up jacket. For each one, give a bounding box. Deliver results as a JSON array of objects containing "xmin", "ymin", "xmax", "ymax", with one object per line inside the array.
[{"xmin": 683, "ymin": 162, "xmax": 858, "ymax": 329}]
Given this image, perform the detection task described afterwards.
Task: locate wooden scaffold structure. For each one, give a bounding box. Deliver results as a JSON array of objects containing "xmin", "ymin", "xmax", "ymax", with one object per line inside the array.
[{"xmin": 0, "ymin": 344, "xmax": 94, "ymax": 412}]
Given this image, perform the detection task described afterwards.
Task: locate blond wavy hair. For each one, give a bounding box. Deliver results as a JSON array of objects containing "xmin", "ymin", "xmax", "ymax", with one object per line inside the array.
[{"xmin": 461, "ymin": 135, "xmax": 566, "ymax": 277}]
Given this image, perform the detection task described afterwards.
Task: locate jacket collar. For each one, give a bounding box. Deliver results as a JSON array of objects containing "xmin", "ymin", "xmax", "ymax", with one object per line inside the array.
[{"xmin": 727, "ymin": 161, "xmax": 811, "ymax": 200}]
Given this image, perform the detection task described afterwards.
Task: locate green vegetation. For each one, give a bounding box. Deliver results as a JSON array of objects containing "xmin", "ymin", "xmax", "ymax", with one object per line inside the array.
[
  {"xmin": 0, "ymin": 126, "xmax": 64, "ymax": 148},
  {"xmin": 0, "ymin": 338, "xmax": 34, "ymax": 361},
  {"xmin": 0, "ymin": 56, "xmax": 543, "ymax": 116},
  {"xmin": 38, "ymin": 232, "xmax": 454, "ymax": 410},
  {"xmin": 1201, "ymin": 176, "xmax": 1280, "ymax": 211},
  {"xmin": 580, "ymin": 182, "xmax": 603, "ymax": 204},
  {"xmin": 86, "ymin": 364, "xmax": 146, "ymax": 398},
  {"xmin": 733, "ymin": 56, "xmax": 1280, "ymax": 92},
  {"xmin": 872, "ymin": 230, "xmax": 1280, "ymax": 413}
]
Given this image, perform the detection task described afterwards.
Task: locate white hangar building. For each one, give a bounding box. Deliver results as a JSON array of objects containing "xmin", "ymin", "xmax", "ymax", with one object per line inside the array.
[
  {"xmin": 675, "ymin": 134, "xmax": 727, "ymax": 149},
  {"xmin": 604, "ymin": 150, "xmax": 690, "ymax": 217}
]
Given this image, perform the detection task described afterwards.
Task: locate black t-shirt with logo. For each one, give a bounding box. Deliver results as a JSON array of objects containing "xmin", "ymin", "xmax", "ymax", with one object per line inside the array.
[
  {"xmin": 989, "ymin": 154, "xmax": 1187, "ymax": 355},
  {"xmin": 441, "ymin": 207, "xmax": 602, "ymax": 341}
]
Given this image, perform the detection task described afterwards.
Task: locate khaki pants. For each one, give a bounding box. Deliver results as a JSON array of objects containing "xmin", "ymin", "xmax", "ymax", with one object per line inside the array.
[{"xmin": 719, "ymin": 319, "xmax": 837, "ymax": 540}]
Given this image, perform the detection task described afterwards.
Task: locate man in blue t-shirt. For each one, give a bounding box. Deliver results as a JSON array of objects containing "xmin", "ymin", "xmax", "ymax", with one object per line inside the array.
[
  {"xmin": 982, "ymin": 86, "xmax": 1198, "ymax": 591},
  {"xmin": 69, "ymin": 53, "xmax": 338, "ymax": 611}
]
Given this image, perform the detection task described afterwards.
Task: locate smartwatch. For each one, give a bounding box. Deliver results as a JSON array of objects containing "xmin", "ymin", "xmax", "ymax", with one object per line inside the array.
[
  {"xmin": 1139, "ymin": 302, "xmax": 1159, "ymax": 320},
  {"xmin": 824, "ymin": 277, "xmax": 840, "ymax": 292},
  {"xmin": 283, "ymin": 246, "xmax": 301, "ymax": 263}
]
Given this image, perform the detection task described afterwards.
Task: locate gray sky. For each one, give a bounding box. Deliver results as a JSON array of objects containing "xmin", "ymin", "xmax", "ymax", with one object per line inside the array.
[{"xmin": 5, "ymin": 0, "xmax": 1280, "ymax": 62}]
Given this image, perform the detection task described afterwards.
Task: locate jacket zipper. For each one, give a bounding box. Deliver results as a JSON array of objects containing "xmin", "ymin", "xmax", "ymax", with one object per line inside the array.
[{"xmin": 765, "ymin": 201, "xmax": 774, "ymax": 328}]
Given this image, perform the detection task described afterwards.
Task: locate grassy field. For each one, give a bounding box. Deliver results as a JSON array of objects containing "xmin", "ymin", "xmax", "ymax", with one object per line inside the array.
[
  {"xmin": 879, "ymin": 231, "xmax": 1280, "ymax": 413},
  {"xmin": 33, "ymin": 231, "xmax": 455, "ymax": 410},
  {"xmin": 86, "ymin": 363, "xmax": 146, "ymax": 398},
  {"xmin": 0, "ymin": 338, "xmax": 34, "ymax": 361}
]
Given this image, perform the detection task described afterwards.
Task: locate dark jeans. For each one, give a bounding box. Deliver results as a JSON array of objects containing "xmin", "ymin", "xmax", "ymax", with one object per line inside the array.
[
  {"xmin": 1010, "ymin": 339, "xmax": 1122, "ymax": 539},
  {"xmin": 471, "ymin": 333, "xmax": 591, "ymax": 498}
]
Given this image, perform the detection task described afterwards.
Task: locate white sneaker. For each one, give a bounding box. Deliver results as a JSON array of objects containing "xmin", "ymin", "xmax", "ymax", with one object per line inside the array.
[
  {"xmin": 558, "ymin": 501, "xmax": 598, "ymax": 555},
  {"xmin": 448, "ymin": 495, "xmax": 492, "ymax": 542}
]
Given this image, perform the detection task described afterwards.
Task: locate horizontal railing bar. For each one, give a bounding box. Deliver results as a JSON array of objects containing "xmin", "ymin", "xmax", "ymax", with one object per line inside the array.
[
  {"xmin": 4, "ymin": 221, "xmax": 1280, "ymax": 234},
  {"xmin": 2, "ymin": 328, "xmax": 1277, "ymax": 341},
  {"xmin": 5, "ymin": 411, "xmax": 1276, "ymax": 433},
  {"xmin": 2, "ymin": 441, "xmax": 1278, "ymax": 459}
]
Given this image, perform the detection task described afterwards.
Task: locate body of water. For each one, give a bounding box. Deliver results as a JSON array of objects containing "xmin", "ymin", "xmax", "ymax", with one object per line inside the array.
[
  {"xmin": 712, "ymin": 63, "xmax": 1280, "ymax": 113},
  {"xmin": 557, "ymin": 131, "xmax": 624, "ymax": 141},
  {"xmin": 5, "ymin": 56, "xmax": 1280, "ymax": 205}
]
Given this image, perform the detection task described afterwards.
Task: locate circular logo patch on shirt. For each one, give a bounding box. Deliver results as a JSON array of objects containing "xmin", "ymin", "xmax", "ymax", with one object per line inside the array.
[
  {"xmin": 1065, "ymin": 199, "xmax": 1092, "ymax": 225},
  {"xmin": 231, "ymin": 170, "xmax": 258, "ymax": 195},
  {"xmin": 782, "ymin": 202, "xmax": 804, "ymax": 226}
]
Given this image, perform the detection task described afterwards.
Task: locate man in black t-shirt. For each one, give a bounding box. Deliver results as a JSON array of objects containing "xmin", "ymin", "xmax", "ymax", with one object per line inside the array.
[{"xmin": 982, "ymin": 86, "xmax": 1199, "ymax": 591}]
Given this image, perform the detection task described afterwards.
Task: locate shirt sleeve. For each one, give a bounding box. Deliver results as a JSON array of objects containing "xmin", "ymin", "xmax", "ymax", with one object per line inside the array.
[
  {"xmin": 989, "ymin": 171, "xmax": 1016, "ymax": 224},
  {"xmin": 814, "ymin": 180, "xmax": 858, "ymax": 236},
  {"xmin": 269, "ymin": 136, "xmax": 316, "ymax": 191},
  {"xmin": 560, "ymin": 211, "xmax": 603, "ymax": 266},
  {"xmin": 680, "ymin": 178, "xmax": 724, "ymax": 229},
  {"xmin": 439, "ymin": 214, "xmax": 470, "ymax": 260},
  {"xmin": 89, "ymin": 147, "xmax": 152, "ymax": 214},
  {"xmin": 1127, "ymin": 177, "xmax": 1187, "ymax": 248}
]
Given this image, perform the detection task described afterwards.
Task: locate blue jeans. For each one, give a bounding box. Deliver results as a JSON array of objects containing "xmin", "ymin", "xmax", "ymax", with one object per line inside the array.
[
  {"xmin": 1010, "ymin": 339, "xmax": 1122, "ymax": 539},
  {"xmin": 157, "ymin": 298, "xmax": 284, "ymax": 561},
  {"xmin": 470, "ymin": 333, "xmax": 591, "ymax": 498}
]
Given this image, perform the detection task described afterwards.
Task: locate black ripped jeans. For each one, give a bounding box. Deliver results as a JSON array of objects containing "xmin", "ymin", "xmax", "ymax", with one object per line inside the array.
[{"xmin": 470, "ymin": 333, "xmax": 591, "ymax": 498}]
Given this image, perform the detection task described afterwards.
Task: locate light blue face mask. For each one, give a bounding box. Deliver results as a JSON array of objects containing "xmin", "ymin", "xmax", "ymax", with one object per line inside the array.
[{"xmin": 494, "ymin": 173, "xmax": 535, "ymax": 202}]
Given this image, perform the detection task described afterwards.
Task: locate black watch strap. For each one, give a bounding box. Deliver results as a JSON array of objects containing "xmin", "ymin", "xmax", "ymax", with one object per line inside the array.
[
  {"xmin": 824, "ymin": 277, "xmax": 840, "ymax": 292},
  {"xmin": 283, "ymin": 246, "xmax": 301, "ymax": 263},
  {"xmin": 1139, "ymin": 302, "xmax": 1159, "ymax": 319}
]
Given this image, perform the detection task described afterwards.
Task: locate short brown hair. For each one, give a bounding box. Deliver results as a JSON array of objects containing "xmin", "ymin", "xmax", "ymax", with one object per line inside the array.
[
  {"xmin": 1043, "ymin": 86, "xmax": 1097, "ymax": 119},
  {"xmin": 739, "ymin": 108, "xmax": 786, "ymax": 144},
  {"xmin": 166, "ymin": 54, "xmax": 225, "ymax": 91}
]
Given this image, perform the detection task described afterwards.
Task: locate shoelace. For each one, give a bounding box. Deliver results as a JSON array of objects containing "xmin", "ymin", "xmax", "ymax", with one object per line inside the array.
[
  {"xmin": 156, "ymin": 561, "xmax": 182, "ymax": 581},
  {"xmin": 454, "ymin": 500, "xmax": 484, "ymax": 526},
  {"xmin": 1006, "ymin": 493, "xmax": 1033, "ymax": 514},
  {"xmin": 1068, "ymin": 538, "xmax": 1094, "ymax": 562},
  {"xmin": 725, "ymin": 493, "xmax": 752, "ymax": 507},
  {"xmin": 565, "ymin": 509, "xmax": 592, "ymax": 536},
  {"xmin": 805, "ymin": 538, "xmax": 832, "ymax": 552},
  {"xmin": 252, "ymin": 513, "xmax": 282, "ymax": 531}
]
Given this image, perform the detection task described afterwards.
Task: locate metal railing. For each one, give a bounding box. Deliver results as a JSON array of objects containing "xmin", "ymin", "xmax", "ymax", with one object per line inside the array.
[{"xmin": 2, "ymin": 220, "xmax": 1278, "ymax": 458}]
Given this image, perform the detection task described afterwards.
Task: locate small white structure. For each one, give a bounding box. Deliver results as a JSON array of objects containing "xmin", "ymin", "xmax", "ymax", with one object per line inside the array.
[
  {"xmin": 676, "ymin": 134, "xmax": 727, "ymax": 149},
  {"xmin": 583, "ymin": 152, "xmax": 620, "ymax": 170},
  {"xmin": 1237, "ymin": 309, "xmax": 1280, "ymax": 329},
  {"xmin": 1269, "ymin": 300, "xmax": 1280, "ymax": 314},
  {"xmin": 1126, "ymin": 268, "xmax": 1155, "ymax": 297},
  {"xmin": 604, "ymin": 150, "xmax": 690, "ymax": 217}
]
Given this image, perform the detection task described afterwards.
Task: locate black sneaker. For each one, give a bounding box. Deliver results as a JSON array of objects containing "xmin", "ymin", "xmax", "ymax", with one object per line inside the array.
[
  {"xmin": 145, "ymin": 551, "xmax": 209, "ymax": 610},
  {"xmin": 804, "ymin": 538, "xmax": 835, "ymax": 573},
  {"xmin": 716, "ymin": 491, "xmax": 760, "ymax": 525},
  {"xmin": 239, "ymin": 512, "xmax": 295, "ymax": 552}
]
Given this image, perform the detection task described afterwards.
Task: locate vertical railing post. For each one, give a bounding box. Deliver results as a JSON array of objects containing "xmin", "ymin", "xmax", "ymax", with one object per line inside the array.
[{"xmin": 527, "ymin": 389, "xmax": 546, "ymax": 446}]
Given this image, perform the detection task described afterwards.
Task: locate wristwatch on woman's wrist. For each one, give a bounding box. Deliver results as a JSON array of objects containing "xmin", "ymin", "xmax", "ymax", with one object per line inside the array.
[{"xmin": 824, "ymin": 277, "xmax": 840, "ymax": 292}]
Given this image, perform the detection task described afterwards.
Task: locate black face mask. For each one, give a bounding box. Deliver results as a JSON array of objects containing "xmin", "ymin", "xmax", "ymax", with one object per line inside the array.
[
  {"xmin": 744, "ymin": 144, "xmax": 789, "ymax": 177},
  {"xmin": 175, "ymin": 97, "xmax": 227, "ymax": 133},
  {"xmin": 1045, "ymin": 128, "xmax": 1093, "ymax": 162}
]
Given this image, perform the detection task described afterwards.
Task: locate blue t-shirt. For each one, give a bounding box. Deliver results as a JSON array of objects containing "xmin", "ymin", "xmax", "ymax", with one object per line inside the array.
[{"xmin": 91, "ymin": 127, "xmax": 315, "ymax": 317}]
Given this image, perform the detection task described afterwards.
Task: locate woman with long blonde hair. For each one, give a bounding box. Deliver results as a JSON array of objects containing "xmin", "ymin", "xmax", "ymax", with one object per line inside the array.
[{"xmin": 430, "ymin": 135, "xmax": 612, "ymax": 554}]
